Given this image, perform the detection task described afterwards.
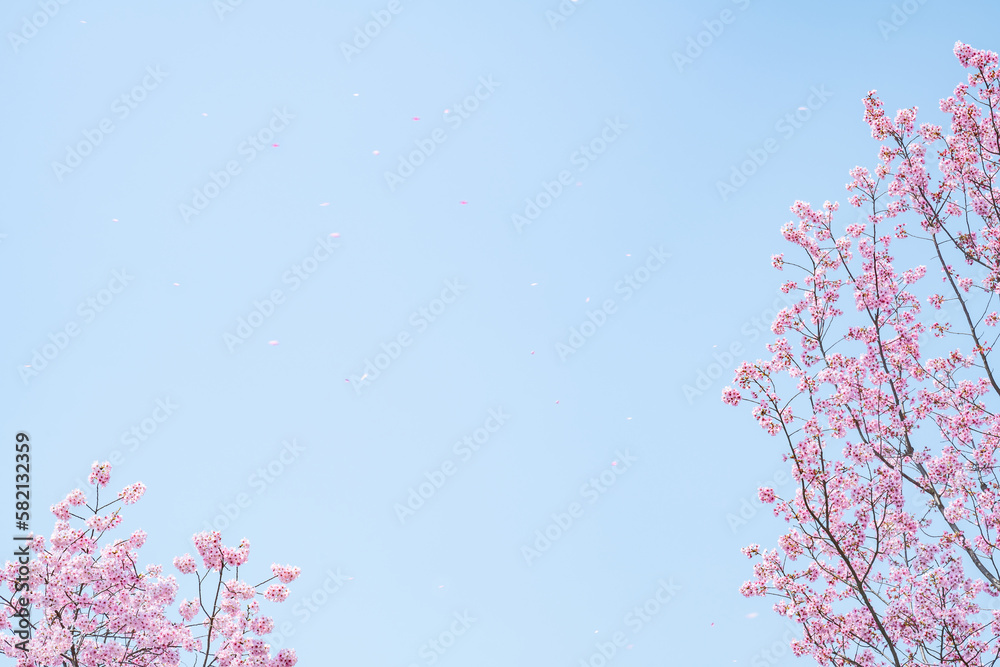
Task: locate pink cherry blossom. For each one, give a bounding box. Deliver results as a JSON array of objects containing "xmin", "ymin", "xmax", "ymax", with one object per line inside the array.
[
  {"xmin": 88, "ymin": 460, "xmax": 111, "ymax": 487},
  {"xmin": 726, "ymin": 42, "xmax": 1000, "ymax": 666},
  {"xmin": 0, "ymin": 464, "xmax": 300, "ymax": 667},
  {"xmin": 263, "ymin": 584, "xmax": 289, "ymax": 603},
  {"xmin": 271, "ymin": 563, "xmax": 301, "ymax": 584},
  {"xmin": 118, "ymin": 481, "xmax": 145, "ymax": 504}
]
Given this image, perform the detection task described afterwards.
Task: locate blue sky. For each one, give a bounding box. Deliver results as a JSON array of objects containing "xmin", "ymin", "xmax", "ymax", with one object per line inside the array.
[{"xmin": 4, "ymin": 1, "xmax": 1000, "ymax": 665}]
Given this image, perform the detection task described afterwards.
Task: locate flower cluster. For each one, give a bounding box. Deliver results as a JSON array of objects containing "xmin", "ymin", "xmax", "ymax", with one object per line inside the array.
[
  {"xmin": 118, "ymin": 481, "xmax": 146, "ymax": 505},
  {"xmin": 724, "ymin": 42, "xmax": 1000, "ymax": 666},
  {"xmin": 0, "ymin": 461, "xmax": 300, "ymax": 667}
]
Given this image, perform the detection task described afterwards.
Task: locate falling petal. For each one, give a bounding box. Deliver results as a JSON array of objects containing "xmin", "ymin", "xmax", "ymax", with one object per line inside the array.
[
  {"xmin": 612, "ymin": 461, "xmax": 617, "ymax": 466},
  {"xmin": 112, "ymin": 218, "xmax": 119, "ymax": 222},
  {"xmin": 413, "ymin": 117, "xmax": 420, "ymax": 120},
  {"xmin": 202, "ymin": 113, "xmax": 208, "ymax": 117},
  {"xmin": 459, "ymin": 201, "xmax": 467, "ymax": 205},
  {"xmin": 329, "ymin": 232, "xmax": 340, "ymax": 237},
  {"xmin": 444, "ymin": 109, "xmax": 450, "ymax": 113},
  {"xmin": 344, "ymin": 379, "xmax": 350, "ymax": 382},
  {"xmin": 530, "ymin": 282, "xmax": 538, "ymax": 286},
  {"xmin": 585, "ymin": 297, "xmax": 590, "ymax": 303},
  {"xmin": 627, "ymin": 417, "xmax": 632, "ymax": 420},
  {"xmin": 530, "ymin": 351, "xmax": 535, "ymax": 355},
  {"xmin": 272, "ymin": 143, "xmax": 279, "ymax": 147},
  {"xmin": 746, "ymin": 612, "xmax": 758, "ymax": 619},
  {"xmin": 576, "ymin": 182, "xmax": 582, "ymax": 186},
  {"xmin": 268, "ymin": 341, "xmax": 279, "ymax": 346},
  {"xmin": 353, "ymin": 93, "xmax": 359, "ymax": 96},
  {"xmin": 320, "ymin": 202, "xmax": 330, "ymax": 206},
  {"xmin": 173, "ymin": 283, "xmax": 180, "ymax": 287},
  {"xmin": 555, "ymin": 400, "xmax": 559, "ymax": 404},
  {"xmin": 373, "ymin": 150, "xmax": 380, "ymax": 155}
]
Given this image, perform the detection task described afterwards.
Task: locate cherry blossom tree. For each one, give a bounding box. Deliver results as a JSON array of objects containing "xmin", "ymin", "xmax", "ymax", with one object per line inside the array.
[
  {"xmin": 0, "ymin": 461, "xmax": 300, "ymax": 667},
  {"xmin": 725, "ymin": 41, "xmax": 1000, "ymax": 666}
]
